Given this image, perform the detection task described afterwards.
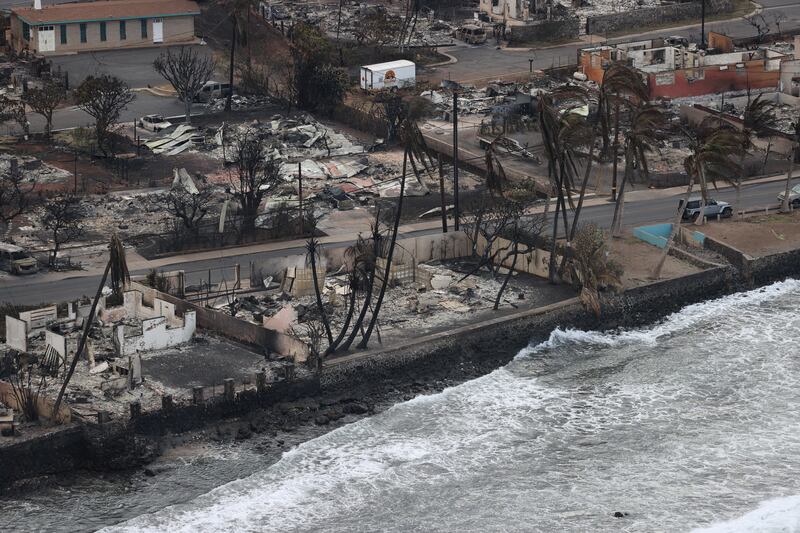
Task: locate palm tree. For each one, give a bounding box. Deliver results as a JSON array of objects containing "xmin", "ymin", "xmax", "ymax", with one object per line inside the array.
[
  {"xmin": 53, "ymin": 235, "xmax": 129, "ymax": 418},
  {"xmin": 338, "ymin": 213, "xmax": 383, "ymax": 352},
  {"xmin": 739, "ymin": 94, "xmax": 777, "ymax": 216},
  {"xmin": 305, "ymin": 236, "xmax": 333, "ymax": 348},
  {"xmin": 610, "ymin": 104, "xmax": 664, "ymax": 237},
  {"xmin": 652, "ymin": 128, "xmax": 743, "ymax": 279},
  {"xmin": 567, "ymin": 223, "xmax": 623, "ymax": 317},
  {"xmin": 357, "ymin": 147, "xmax": 408, "ymax": 349},
  {"xmin": 538, "ymin": 89, "xmax": 592, "ymax": 283},
  {"xmin": 327, "ymin": 235, "xmax": 372, "ymax": 356},
  {"xmin": 598, "ymin": 63, "xmax": 649, "ymax": 201}
]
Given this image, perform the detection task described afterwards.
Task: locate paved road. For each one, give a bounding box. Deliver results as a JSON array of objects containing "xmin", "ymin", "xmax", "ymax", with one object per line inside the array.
[
  {"xmin": 430, "ymin": 1, "xmax": 800, "ymax": 82},
  {"xmin": 0, "ymin": 178, "xmax": 789, "ymax": 304}
]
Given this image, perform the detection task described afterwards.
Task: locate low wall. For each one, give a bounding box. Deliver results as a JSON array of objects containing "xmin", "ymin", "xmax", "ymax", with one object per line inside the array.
[
  {"xmin": 586, "ymin": 0, "xmax": 732, "ymax": 35},
  {"xmin": 507, "ymin": 17, "xmax": 579, "ymax": 44},
  {"xmin": 130, "ymin": 281, "xmax": 309, "ymax": 360},
  {"xmin": 633, "ymin": 223, "xmax": 672, "ymax": 248}
]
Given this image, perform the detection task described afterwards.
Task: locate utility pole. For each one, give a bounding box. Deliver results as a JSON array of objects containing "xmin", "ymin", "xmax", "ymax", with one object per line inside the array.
[
  {"xmin": 438, "ymin": 153, "xmax": 447, "ymax": 233},
  {"xmin": 73, "ymin": 149, "xmax": 78, "ymax": 193},
  {"xmin": 452, "ymin": 91, "xmax": 460, "ymax": 231},
  {"xmin": 298, "ymin": 162, "xmax": 304, "ymax": 236},
  {"xmin": 529, "ymin": 57, "xmax": 534, "ymax": 73},
  {"xmin": 225, "ymin": 17, "xmax": 236, "ymax": 113},
  {"xmin": 700, "ymin": 0, "xmax": 706, "ymax": 49}
]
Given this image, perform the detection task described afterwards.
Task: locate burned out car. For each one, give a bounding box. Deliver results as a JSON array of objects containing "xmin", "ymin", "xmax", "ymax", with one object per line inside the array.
[{"xmin": 0, "ymin": 243, "xmax": 39, "ymax": 275}]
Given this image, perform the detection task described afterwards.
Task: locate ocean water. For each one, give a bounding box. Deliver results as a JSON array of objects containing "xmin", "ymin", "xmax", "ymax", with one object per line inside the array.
[{"xmin": 8, "ymin": 280, "xmax": 800, "ymax": 532}]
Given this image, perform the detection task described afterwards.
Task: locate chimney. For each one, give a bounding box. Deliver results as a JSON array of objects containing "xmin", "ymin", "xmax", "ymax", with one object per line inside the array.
[{"xmin": 34, "ymin": 0, "xmax": 41, "ymax": 9}]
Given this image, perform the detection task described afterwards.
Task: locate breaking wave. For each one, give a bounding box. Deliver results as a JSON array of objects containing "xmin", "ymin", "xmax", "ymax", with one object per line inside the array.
[
  {"xmin": 104, "ymin": 279, "xmax": 800, "ymax": 533},
  {"xmin": 692, "ymin": 494, "xmax": 800, "ymax": 532}
]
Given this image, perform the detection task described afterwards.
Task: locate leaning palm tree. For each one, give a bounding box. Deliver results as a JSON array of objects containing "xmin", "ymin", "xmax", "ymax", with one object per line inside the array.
[
  {"xmin": 599, "ymin": 63, "xmax": 649, "ymax": 201},
  {"xmin": 610, "ymin": 104, "xmax": 664, "ymax": 238},
  {"xmin": 739, "ymin": 94, "xmax": 777, "ymax": 215},
  {"xmin": 652, "ymin": 128, "xmax": 743, "ymax": 279},
  {"xmin": 538, "ymin": 88, "xmax": 592, "ymax": 282},
  {"xmin": 53, "ymin": 234, "xmax": 129, "ymax": 418}
]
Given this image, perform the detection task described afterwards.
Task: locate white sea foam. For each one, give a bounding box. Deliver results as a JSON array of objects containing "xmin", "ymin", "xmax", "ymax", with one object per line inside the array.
[
  {"xmin": 104, "ymin": 279, "xmax": 800, "ymax": 533},
  {"xmin": 519, "ymin": 278, "xmax": 800, "ymax": 358},
  {"xmin": 691, "ymin": 494, "xmax": 800, "ymax": 532}
]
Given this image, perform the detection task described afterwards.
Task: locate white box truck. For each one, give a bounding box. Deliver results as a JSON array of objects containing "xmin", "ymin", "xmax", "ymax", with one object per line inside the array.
[{"xmin": 360, "ymin": 60, "xmax": 416, "ymax": 91}]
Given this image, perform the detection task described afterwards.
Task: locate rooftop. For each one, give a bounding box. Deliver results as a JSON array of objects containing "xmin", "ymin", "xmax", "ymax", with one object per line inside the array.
[
  {"xmin": 13, "ymin": 0, "xmax": 200, "ymax": 25},
  {"xmin": 362, "ymin": 60, "xmax": 415, "ymax": 71}
]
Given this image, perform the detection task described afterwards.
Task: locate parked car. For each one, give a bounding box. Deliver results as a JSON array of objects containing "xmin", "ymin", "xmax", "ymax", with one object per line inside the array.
[
  {"xmin": 680, "ymin": 196, "xmax": 732, "ymax": 220},
  {"xmin": 0, "ymin": 243, "xmax": 38, "ymax": 275},
  {"xmin": 777, "ymin": 184, "xmax": 800, "ymax": 207},
  {"xmin": 453, "ymin": 24, "xmax": 487, "ymax": 45},
  {"xmin": 137, "ymin": 114, "xmax": 172, "ymax": 132},
  {"xmin": 193, "ymin": 81, "xmax": 233, "ymax": 103}
]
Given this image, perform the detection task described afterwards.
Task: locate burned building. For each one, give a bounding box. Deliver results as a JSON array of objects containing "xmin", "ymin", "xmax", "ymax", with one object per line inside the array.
[
  {"xmin": 578, "ymin": 32, "xmax": 791, "ymax": 99},
  {"xmin": 478, "ymin": 0, "xmax": 579, "ymax": 43}
]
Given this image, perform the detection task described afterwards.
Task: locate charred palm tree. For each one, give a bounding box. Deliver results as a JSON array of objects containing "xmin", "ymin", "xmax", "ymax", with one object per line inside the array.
[
  {"xmin": 326, "ymin": 236, "xmax": 371, "ymax": 356},
  {"xmin": 339, "ymin": 213, "xmax": 384, "ymax": 352},
  {"xmin": 305, "ymin": 236, "xmax": 333, "ymax": 348},
  {"xmin": 53, "ymin": 234, "xmax": 129, "ymax": 418},
  {"xmin": 653, "ymin": 128, "xmax": 742, "ymax": 279},
  {"xmin": 357, "ymin": 147, "xmax": 409, "ymax": 349}
]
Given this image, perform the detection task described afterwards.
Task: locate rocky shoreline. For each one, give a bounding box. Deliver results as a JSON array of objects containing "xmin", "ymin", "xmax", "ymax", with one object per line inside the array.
[{"xmin": 4, "ymin": 238, "xmax": 800, "ymax": 491}]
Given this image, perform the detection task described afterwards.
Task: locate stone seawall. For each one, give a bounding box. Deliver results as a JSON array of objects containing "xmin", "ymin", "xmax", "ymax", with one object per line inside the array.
[
  {"xmin": 585, "ymin": 0, "xmax": 733, "ymax": 35},
  {"xmin": 0, "ymin": 425, "xmax": 86, "ymax": 485},
  {"xmin": 3, "ymin": 243, "xmax": 800, "ymax": 487},
  {"xmin": 322, "ymin": 267, "xmax": 735, "ymax": 387}
]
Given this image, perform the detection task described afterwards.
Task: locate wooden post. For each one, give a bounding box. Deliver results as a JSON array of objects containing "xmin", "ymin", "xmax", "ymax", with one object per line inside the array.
[
  {"xmin": 193, "ymin": 386, "xmax": 204, "ymax": 405},
  {"xmin": 256, "ymin": 371, "xmax": 267, "ymax": 394},
  {"xmin": 223, "ymin": 378, "xmax": 235, "ymax": 402}
]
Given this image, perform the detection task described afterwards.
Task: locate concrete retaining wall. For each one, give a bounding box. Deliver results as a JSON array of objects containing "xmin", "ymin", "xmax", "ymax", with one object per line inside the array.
[{"xmin": 586, "ymin": 0, "xmax": 733, "ymax": 35}]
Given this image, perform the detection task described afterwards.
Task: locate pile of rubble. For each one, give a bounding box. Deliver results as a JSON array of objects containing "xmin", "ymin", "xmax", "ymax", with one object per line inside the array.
[
  {"xmin": 264, "ymin": 2, "xmax": 455, "ymax": 47},
  {"xmin": 421, "ymin": 77, "xmax": 564, "ymax": 117},
  {"xmin": 570, "ymin": 0, "xmax": 660, "ymax": 30},
  {"xmin": 0, "ymin": 153, "xmax": 72, "ymax": 184},
  {"xmin": 206, "ymin": 94, "xmax": 273, "ymax": 113},
  {"xmin": 230, "ymin": 260, "xmax": 537, "ymax": 348}
]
